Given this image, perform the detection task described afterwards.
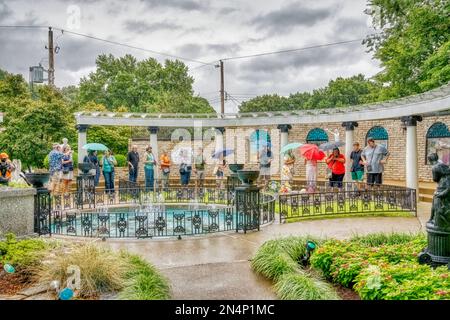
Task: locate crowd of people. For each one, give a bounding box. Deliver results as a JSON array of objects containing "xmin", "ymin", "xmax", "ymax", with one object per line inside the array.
[
  {"xmin": 279, "ymin": 137, "xmax": 390, "ymax": 192},
  {"xmin": 45, "ymin": 135, "xmax": 390, "ymax": 195}
]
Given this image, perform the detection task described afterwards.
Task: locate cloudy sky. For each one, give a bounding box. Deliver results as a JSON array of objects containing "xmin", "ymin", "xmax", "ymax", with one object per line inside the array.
[{"xmin": 0, "ymin": 0, "xmax": 380, "ymax": 112}]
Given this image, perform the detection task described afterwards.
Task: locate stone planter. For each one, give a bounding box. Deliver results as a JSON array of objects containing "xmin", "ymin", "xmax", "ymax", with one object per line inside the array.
[{"xmin": 0, "ymin": 187, "xmax": 37, "ymax": 237}]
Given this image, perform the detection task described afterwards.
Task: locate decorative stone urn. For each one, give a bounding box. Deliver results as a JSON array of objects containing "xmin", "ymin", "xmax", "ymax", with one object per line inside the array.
[
  {"xmin": 418, "ymin": 153, "xmax": 450, "ymax": 268},
  {"xmin": 24, "ymin": 172, "xmax": 50, "ymax": 189},
  {"xmin": 236, "ymin": 170, "xmax": 260, "ymax": 186},
  {"xmin": 228, "ymin": 164, "xmax": 244, "ymax": 174}
]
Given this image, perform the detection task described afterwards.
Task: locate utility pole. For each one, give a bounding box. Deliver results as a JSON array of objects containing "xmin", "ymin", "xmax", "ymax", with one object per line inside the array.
[
  {"xmin": 220, "ymin": 60, "xmax": 225, "ymax": 114},
  {"xmin": 48, "ymin": 27, "xmax": 55, "ymax": 86}
]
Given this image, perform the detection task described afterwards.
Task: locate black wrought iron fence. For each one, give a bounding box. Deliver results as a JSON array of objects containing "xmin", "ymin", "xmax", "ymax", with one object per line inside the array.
[
  {"xmin": 51, "ymin": 206, "xmax": 235, "ymax": 239},
  {"xmin": 278, "ymin": 187, "xmax": 417, "ymax": 223},
  {"xmin": 36, "ymin": 179, "xmax": 276, "ymax": 238}
]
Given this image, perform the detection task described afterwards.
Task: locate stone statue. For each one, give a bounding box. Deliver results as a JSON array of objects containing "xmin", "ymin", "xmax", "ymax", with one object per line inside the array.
[
  {"xmin": 418, "ymin": 153, "xmax": 450, "ymax": 267},
  {"xmin": 11, "ymin": 159, "xmax": 22, "ymax": 182},
  {"xmin": 428, "ymin": 153, "xmax": 450, "ymax": 231},
  {"xmin": 325, "ymin": 128, "xmax": 340, "ymax": 142}
]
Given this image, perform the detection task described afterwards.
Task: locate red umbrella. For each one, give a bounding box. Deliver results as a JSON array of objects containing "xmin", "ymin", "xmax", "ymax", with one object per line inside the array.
[{"xmin": 299, "ymin": 144, "xmax": 326, "ymax": 161}]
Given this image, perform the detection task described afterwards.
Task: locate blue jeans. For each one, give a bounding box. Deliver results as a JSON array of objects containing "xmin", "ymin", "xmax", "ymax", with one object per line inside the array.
[
  {"xmin": 144, "ymin": 167, "xmax": 154, "ymax": 191},
  {"xmin": 180, "ymin": 171, "xmax": 191, "ymax": 185},
  {"xmin": 103, "ymin": 170, "xmax": 115, "ymax": 193},
  {"xmin": 129, "ymin": 167, "xmax": 138, "ymax": 183}
]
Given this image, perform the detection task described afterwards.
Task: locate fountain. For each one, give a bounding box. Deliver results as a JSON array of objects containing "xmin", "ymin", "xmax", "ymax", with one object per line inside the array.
[{"xmin": 235, "ymin": 170, "xmax": 261, "ymax": 233}]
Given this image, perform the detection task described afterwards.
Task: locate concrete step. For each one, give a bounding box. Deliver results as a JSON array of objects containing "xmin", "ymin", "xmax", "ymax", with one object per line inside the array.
[
  {"xmin": 419, "ymin": 194, "xmax": 433, "ymax": 203},
  {"xmin": 419, "ymin": 187, "xmax": 435, "ymax": 195}
]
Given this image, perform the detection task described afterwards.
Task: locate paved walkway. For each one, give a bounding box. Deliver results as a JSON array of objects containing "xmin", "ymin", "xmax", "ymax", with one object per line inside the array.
[{"xmin": 104, "ymin": 203, "xmax": 430, "ymax": 300}]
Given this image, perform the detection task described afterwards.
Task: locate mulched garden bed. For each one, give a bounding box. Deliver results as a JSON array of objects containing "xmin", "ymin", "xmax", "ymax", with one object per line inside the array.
[
  {"xmin": 333, "ymin": 284, "xmax": 360, "ymax": 300},
  {"xmin": 0, "ymin": 271, "xmax": 31, "ymax": 295}
]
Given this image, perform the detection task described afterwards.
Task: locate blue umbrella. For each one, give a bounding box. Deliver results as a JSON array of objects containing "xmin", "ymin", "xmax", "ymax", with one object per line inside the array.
[
  {"xmin": 280, "ymin": 142, "xmax": 303, "ymax": 154},
  {"xmin": 82, "ymin": 143, "xmax": 108, "ymax": 151},
  {"xmin": 212, "ymin": 149, "xmax": 234, "ymax": 159}
]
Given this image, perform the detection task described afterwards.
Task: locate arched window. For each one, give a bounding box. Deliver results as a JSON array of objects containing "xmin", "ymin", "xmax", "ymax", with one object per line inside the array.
[
  {"xmin": 249, "ymin": 130, "xmax": 271, "ymax": 162},
  {"xmin": 426, "ymin": 122, "xmax": 450, "ymax": 165},
  {"xmin": 366, "ymin": 126, "xmax": 389, "ymax": 148},
  {"xmin": 306, "ymin": 128, "xmax": 328, "ymax": 146}
]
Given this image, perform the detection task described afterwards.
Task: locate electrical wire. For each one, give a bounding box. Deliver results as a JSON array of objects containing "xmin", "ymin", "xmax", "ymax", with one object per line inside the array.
[
  {"xmin": 0, "ymin": 25, "xmax": 214, "ymax": 66},
  {"xmin": 221, "ymin": 38, "xmax": 367, "ymax": 61}
]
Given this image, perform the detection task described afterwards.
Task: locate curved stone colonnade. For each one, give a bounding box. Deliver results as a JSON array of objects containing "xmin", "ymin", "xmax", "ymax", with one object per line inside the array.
[{"xmin": 75, "ymin": 83, "xmax": 450, "ymax": 194}]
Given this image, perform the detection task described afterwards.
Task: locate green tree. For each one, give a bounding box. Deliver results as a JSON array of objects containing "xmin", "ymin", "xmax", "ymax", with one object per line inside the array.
[
  {"xmin": 364, "ymin": 0, "xmax": 450, "ymax": 97},
  {"xmin": 79, "ymin": 54, "xmax": 214, "ymax": 113},
  {"xmin": 0, "ymin": 85, "xmax": 75, "ymax": 169}
]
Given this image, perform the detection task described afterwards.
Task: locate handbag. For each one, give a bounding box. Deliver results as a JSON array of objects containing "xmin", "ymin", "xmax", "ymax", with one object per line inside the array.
[{"xmin": 163, "ymin": 167, "xmax": 170, "ymax": 174}]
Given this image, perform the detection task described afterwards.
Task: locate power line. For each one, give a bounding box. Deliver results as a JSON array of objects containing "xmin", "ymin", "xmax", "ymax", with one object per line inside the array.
[
  {"xmin": 0, "ymin": 25, "xmax": 214, "ymax": 66},
  {"xmin": 54, "ymin": 28, "xmax": 214, "ymax": 66},
  {"xmin": 221, "ymin": 38, "xmax": 367, "ymax": 61}
]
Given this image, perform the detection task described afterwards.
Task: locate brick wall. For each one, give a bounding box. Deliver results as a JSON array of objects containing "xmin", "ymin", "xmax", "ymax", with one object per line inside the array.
[{"xmin": 128, "ymin": 115, "xmax": 450, "ymax": 183}]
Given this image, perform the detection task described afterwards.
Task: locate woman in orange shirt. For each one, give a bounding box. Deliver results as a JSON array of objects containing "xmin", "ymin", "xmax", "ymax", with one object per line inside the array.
[
  {"xmin": 325, "ymin": 147, "xmax": 346, "ymax": 190},
  {"xmin": 160, "ymin": 150, "xmax": 171, "ymax": 191}
]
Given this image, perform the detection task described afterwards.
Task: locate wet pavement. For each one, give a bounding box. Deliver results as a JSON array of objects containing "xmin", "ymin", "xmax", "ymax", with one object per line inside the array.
[{"xmin": 104, "ymin": 203, "xmax": 430, "ymax": 300}]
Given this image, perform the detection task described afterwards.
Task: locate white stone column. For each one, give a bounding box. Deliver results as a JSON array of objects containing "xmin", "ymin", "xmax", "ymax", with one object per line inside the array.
[
  {"xmin": 277, "ymin": 124, "xmax": 292, "ymax": 178},
  {"xmin": 342, "ymin": 122, "xmax": 358, "ymax": 182},
  {"xmin": 215, "ymin": 127, "xmax": 225, "ymax": 154},
  {"xmin": 402, "ymin": 116, "xmax": 422, "ymax": 193},
  {"xmin": 77, "ymin": 125, "xmax": 89, "ymax": 165},
  {"xmin": 149, "ymin": 127, "xmax": 159, "ymax": 179}
]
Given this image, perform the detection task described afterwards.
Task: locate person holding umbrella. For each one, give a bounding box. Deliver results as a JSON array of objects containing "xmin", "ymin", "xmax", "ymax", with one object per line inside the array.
[
  {"xmin": 83, "ymin": 150, "xmax": 100, "ymax": 187},
  {"xmin": 101, "ymin": 149, "xmax": 117, "ymax": 194},
  {"xmin": 300, "ymin": 144, "xmax": 325, "ymax": 192},
  {"xmin": 325, "ymin": 147, "xmax": 346, "ymax": 190},
  {"xmin": 281, "ymin": 149, "xmax": 295, "ymax": 184}
]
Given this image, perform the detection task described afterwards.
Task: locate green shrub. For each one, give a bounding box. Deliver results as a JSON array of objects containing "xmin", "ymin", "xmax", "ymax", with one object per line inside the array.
[
  {"xmin": 310, "ymin": 232, "xmax": 450, "ymax": 300},
  {"xmin": 119, "ymin": 253, "xmax": 170, "ymax": 300},
  {"xmin": 350, "ymin": 232, "xmax": 423, "ymax": 247},
  {"xmin": 114, "ymin": 154, "xmax": 127, "ymax": 167},
  {"xmin": 275, "ymin": 272, "xmax": 340, "ymax": 300},
  {"xmin": 251, "ymin": 241, "xmax": 298, "ymax": 281},
  {"xmin": 354, "ymin": 262, "xmax": 450, "ymax": 300},
  {"xmin": 0, "ymin": 233, "xmax": 49, "ymax": 271}
]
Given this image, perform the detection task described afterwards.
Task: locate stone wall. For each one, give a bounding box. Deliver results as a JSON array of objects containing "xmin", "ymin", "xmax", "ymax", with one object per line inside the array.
[
  {"xmin": 128, "ymin": 115, "xmax": 449, "ymax": 183},
  {"xmin": 0, "ymin": 188, "xmax": 36, "ymax": 236}
]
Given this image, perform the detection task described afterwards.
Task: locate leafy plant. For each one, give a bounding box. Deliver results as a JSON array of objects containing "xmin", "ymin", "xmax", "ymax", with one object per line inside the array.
[
  {"xmin": 0, "ymin": 233, "xmax": 49, "ymax": 271},
  {"xmin": 114, "ymin": 154, "xmax": 127, "ymax": 167},
  {"xmin": 275, "ymin": 271, "xmax": 340, "ymax": 300},
  {"xmin": 35, "ymin": 243, "xmax": 128, "ymax": 298},
  {"xmin": 119, "ymin": 253, "xmax": 170, "ymax": 300}
]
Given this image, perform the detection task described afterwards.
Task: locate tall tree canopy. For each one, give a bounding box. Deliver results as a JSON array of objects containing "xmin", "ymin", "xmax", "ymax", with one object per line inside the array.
[
  {"xmin": 79, "ymin": 54, "xmax": 214, "ymax": 113},
  {"xmin": 0, "ymin": 75, "xmax": 76, "ymax": 168},
  {"xmin": 239, "ymin": 0, "xmax": 449, "ymax": 112},
  {"xmin": 364, "ymin": 0, "xmax": 450, "ymax": 98}
]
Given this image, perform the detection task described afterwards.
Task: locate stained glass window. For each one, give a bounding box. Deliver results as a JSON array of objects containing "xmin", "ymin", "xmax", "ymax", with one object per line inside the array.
[
  {"xmin": 248, "ymin": 130, "xmax": 271, "ymax": 163},
  {"xmin": 306, "ymin": 128, "xmax": 329, "ymax": 146},
  {"xmin": 426, "ymin": 122, "xmax": 450, "ymax": 165},
  {"xmin": 366, "ymin": 126, "xmax": 389, "ymax": 148}
]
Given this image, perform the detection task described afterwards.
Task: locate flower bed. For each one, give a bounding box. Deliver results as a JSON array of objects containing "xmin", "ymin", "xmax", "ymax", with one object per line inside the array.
[
  {"xmin": 0, "ymin": 234, "xmax": 170, "ymax": 300},
  {"xmin": 252, "ymin": 232, "xmax": 450, "ymax": 300},
  {"xmin": 311, "ymin": 233, "xmax": 450, "ymax": 300}
]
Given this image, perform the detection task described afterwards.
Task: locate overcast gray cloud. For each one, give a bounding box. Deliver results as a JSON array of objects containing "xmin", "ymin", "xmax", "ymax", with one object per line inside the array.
[
  {"xmin": 139, "ymin": 0, "xmax": 209, "ymax": 11},
  {"xmin": 124, "ymin": 20, "xmax": 183, "ymax": 33},
  {"xmin": 250, "ymin": 2, "xmax": 333, "ymax": 34},
  {"xmin": 0, "ymin": 0, "xmax": 380, "ymax": 112}
]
